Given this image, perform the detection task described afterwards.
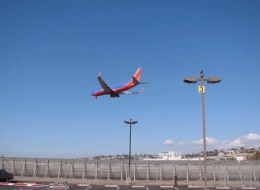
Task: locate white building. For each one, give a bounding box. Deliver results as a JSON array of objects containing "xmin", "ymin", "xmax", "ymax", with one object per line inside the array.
[{"xmin": 158, "ymin": 151, "xmax": 185, "ymax": 160}]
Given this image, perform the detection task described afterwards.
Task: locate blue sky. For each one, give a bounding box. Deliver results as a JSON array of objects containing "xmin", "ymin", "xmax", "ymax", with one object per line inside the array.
[{"xmin": 1, "ymin": 0, "xmax": 260, "ymax": 158}]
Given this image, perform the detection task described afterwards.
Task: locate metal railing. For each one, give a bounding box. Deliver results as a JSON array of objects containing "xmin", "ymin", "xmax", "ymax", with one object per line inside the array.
[{"xmin": 1, "ymin": 156, "xmax": 259, "ymax": 187}]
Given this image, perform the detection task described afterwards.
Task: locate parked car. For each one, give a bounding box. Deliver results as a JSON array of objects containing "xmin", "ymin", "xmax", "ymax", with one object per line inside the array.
[{"xmin": 0, "ymin": 169, "xmax": 13, "ymax": 181}]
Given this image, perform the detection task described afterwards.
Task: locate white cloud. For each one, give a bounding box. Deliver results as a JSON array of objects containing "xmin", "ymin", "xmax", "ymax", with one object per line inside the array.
[
  {"xmin": 178, "ymin": 141, "xmax": 188, "ymax": 146},
  {"xmin": 224, "ymin": 139, "xmax": 245, "ymax": 148},
  {"xmin": 164, "ymin": 139, "xmax": 174, "ymax": 145},
  {"xmin": 164, "ymin": 133, "xmax": 260, "ymax": 153},
  {"xmin": 192, "ymin": 137, "xmax": 218, "ymax": 146},
  {"xmin": 192, "ymin": 139, "xmax": 203, "ymax": 145},
  {"xmin": 242, "ymin": 133, "xmax": 260, "ymax": 141},
  {"xmin": 220, "ymin": 133, "xmax": 260, "ymax": 149},
  {"xmin": 207, "ymin": 137, "xmax": 218, "ymax": 145}
]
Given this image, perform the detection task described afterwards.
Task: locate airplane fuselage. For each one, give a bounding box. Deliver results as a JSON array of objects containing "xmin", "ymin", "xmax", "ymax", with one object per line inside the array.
[
  {"xmin": 91, "ymin": 68, "xmax": 142, "ymax": 98},
  {"xmin": 91, "ymin": 81, "xmax": 135, "ymax": 97}
]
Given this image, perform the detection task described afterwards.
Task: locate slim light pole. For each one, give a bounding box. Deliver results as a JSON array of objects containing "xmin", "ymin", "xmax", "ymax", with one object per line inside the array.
[
  {"xmin": 124, "ymin": 119, "xmax": 138, "ymax": 184},
  {"xmin": 184, "ymin": 71, "xmax": 221, "ymax": 190}
]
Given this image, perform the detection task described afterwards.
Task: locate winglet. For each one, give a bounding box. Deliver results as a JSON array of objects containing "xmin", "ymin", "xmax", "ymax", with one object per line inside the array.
[{"xmin": 98, "ymin": 71, "xmax": 102, "ymax": 77}]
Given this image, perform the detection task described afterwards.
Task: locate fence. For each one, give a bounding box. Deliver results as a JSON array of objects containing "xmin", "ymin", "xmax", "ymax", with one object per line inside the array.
[{"xmin": 1, "ymin": 156, "xmax": 259, "ymax": 187}]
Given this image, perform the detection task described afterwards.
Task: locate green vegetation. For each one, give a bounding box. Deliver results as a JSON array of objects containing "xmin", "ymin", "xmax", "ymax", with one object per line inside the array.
[{"xmin": 251, "ymin": 151, "xmax": 260, "ymax": 160}]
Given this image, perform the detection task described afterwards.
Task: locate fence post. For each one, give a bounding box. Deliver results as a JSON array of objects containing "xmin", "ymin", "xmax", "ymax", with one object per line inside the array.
[
  {"xmin": 58, "ymin": 160, "xmax": 62, "ymax": 178},
  {"xmin": 239, "ymin": 161, "xmax": 243, "ymax": 182},
  {"xmin": 70, "ymin": 159, "xmax": 74, "ymax": 178},
  {"xmin": 223, "ymin": 159, "xmax": 227, "ymax": 187},
  {"xmin": 134, "ymin": 158, "xmax": 136, "ymax": 181},
  {"xmin": 33, "ymin": 159, "xmax": 37, "ymax": 177},
  {"xmin": 45, "ymin": 159, "xmax": 49, "ymax": 178},
  {"xmin": 21, "ymin": 158, "xmax": 26, "ymax": 176},
  {"xmin": 199, "ymin": 160, "xmax": 202, "ymax": 182},
  {"xmin": 172, "ymin": 162, "xmax": 176, "ymax": 181},
  {"xmin": 225, "ymin": 159, "xmax": 229, "ymax": 182},
  {"xmin": 121, "ymin": 161, "xmax": 123, "ymax": 180},
  {"xmin": 160, "ymin": 162, "xmax": 163, "ymax": 181},
  {"xmin": 125, "ymin": 162, "xmax": 128, "ymax": 180},
  {"xmin": 146, "ymin": 161, "xmax": 149, "ymax": 181},
  {"xmin": 250, "ymin": 160, "xmax": 256, "ymax": 187},
  {"xmin": 174, "ymin": 175, "xmax": 177, "ymax": 187},
  {"xmin": 11, "ymin": 157, "xmax": 15, "ymax": 175},
  {"xmin": 252, "ymin": 160, "xmax": 257, "ymax": 184},
  {"xmin": 83, "ymin": 159, "xmax": 86, "ymax": 179},
  {"xmin": 186, "ymin": 162, "xmax": 189, "ymax": 182},
  {"xmin": 107, "ymin": 160, "xmax": 111, "ymax": 180},
  {"xmin": 212, "ymin": 160, "xmax": 216, "ymax": 181},
  {"xmin": 0, "ymin": 155, "xmax": 3, "ymax": 169},
  {"xmin": 95, "ymin": 160, "xmax": 98, "ymax": 179}
]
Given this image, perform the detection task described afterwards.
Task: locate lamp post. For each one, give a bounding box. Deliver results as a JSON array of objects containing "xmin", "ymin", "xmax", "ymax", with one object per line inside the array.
[
  {"xmin": 124, "ymin": 119, "xmax": 138, "ymax": 184},
  {"xmin": 184, "ymin": 71, "xmax": 221, "ymax": 190}
]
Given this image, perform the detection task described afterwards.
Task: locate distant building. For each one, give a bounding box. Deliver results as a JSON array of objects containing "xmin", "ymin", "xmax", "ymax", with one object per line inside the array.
[
  {"xmin": 144, "ymin": 151, "xmax": 191, "ymax": 160},
  {"xmin": 158, "ymin": 151, "xmax": 184, "ymax": 160},
  {"xmin": 235, "ymin": 153, "xmax": 249, "ymax": 161}
]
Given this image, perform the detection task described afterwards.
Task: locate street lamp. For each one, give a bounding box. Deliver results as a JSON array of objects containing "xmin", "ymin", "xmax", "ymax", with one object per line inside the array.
[
  {"xmin": 124, "ymin": 119, "xmax": 138, "ymax": 184},
  {"xmin": 184, "ymin": 71, "xmax": 221, "ymax": 190}
]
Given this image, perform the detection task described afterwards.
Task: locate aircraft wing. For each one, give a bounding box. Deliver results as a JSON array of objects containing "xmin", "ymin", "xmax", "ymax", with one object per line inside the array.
[
  {"xmin": 121, "ymin": 91, "xmax": 138, "ymax": 95},
  {"xmin": 120, "ymin": 88, "xmax": 144, "ymax": 95},
  {"xmin": 98, "ymin": 75, "xmax": 119, "ymax": 97}
]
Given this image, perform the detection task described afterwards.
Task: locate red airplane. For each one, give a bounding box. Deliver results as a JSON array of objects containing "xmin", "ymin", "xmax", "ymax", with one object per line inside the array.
[{"xmin": 91, "ymin": 68, "xmax": 144, "ymax": 98}]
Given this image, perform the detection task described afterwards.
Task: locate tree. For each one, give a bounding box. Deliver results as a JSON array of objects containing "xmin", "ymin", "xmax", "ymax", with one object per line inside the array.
[{"xmin": 252, "ymin": 151, "xmax": 260, "ymax": 160}]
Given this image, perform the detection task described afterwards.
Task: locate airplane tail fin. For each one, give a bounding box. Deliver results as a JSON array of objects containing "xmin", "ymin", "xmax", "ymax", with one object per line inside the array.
[
  {"xmin": 134, "ymin": 67, "xmax": 142, "ymax": 81},
  {"xmin": 132, "ymin": 67, "xmax": 148, "ymax": 85},
  {"xmin": 132, "ymin": 68, "xmax": 149, "ymax": 86}
]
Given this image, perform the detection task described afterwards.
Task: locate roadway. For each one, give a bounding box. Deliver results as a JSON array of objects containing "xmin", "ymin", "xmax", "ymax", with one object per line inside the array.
[{"xmin": 0, "ymin": 184, "xmax": 258, "ymax": 190}]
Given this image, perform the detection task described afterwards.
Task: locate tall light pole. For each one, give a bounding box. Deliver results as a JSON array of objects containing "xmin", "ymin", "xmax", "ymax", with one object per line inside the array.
[
  {"xmin": 124, "ymin": 119, "xmax": 138, "ymax": 184},
  {"xmin": 184, "ymin": 71, "xmax": 221, "ymax": 190}
]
